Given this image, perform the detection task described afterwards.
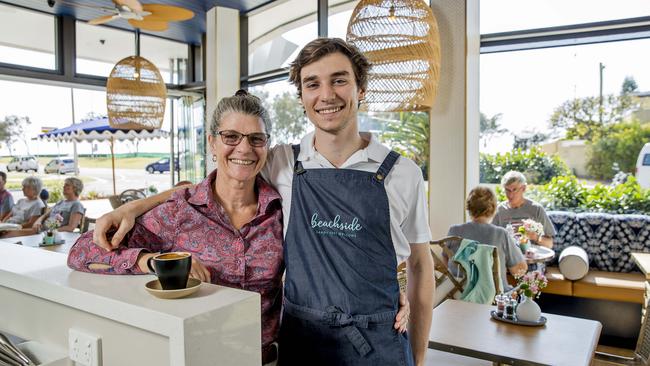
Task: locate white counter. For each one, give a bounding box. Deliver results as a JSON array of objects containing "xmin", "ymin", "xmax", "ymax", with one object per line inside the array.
[{"xmin": 0, "ymin": 244, "xmax": 261, "ymax": 366}]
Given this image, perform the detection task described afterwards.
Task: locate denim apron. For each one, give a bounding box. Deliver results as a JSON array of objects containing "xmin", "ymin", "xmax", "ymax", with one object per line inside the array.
[{"xmin": 278, "ymin": 145, "xmax": 414, "ymax": 366}]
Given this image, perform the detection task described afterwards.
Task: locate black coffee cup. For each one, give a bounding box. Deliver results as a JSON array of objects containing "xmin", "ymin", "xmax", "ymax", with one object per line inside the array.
[{"xmin": 147, "ymin": 252, "xmax": 192, "ymax": 290}]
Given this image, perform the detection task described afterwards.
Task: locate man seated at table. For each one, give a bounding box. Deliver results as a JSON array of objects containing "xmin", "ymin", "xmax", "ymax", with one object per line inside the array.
[
  {"xmin": 1, "ymin": 177, "xmax": 45, "ymax": 236},
  {"xmin": 492, "ymin": 171, "xmax": 555, "ymax": 249},
  {"xmin": 448, "ymin": 186, "xmax": 527, "ymax": 290}
]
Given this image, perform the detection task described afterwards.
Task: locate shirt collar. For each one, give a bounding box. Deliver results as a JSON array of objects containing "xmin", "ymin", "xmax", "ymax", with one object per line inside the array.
[
  {"xmin": 186, "ymin": 169, "xmax": 281, "ymax": 214},
  {"xmin": 297, "ymin": 131, "xmax": 389, "ymax": 166}
]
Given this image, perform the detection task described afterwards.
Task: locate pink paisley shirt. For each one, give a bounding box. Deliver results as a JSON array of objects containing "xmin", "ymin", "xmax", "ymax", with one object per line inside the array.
[{"xmin": 67, "ymin": 170, "xmax": 284, "ymax": 361}]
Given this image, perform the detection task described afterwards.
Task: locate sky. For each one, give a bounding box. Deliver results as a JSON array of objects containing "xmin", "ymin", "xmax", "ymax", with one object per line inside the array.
[{"xmin": 1, "ymin": 0, "xmax": 649, "ymax": 156}]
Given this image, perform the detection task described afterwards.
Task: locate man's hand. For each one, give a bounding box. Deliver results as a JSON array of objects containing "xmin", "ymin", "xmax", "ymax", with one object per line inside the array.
[
  {"xmin": 92, "ymin": 187, "xmax": 184, "ymax": 251},
  {"xmin": 525, "ymin": 230, "xmax": 540, "ymax": 243},
  {"xmin": 394, "ymin": 291, "xmax": 410, "ymax": 333},
  {"xmin": 93, "ymin": 207, "xmax": 136, "ymax": 251}
]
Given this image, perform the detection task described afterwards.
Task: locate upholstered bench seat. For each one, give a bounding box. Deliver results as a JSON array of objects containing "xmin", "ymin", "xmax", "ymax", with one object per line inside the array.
[
  {"xmin": 573, "ymin": 270, "xmax": 645, "ymax": 304},
  {"xmin": 544, "ymin": 266, "xmax": 573, "ymax": 296}
]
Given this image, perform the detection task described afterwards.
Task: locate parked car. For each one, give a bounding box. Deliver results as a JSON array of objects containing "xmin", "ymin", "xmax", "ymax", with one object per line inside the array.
[
  {"xmin": 6, "ymin": 156, "xmax": 38, "ymax": 172},
  {"xmin": 636, "ymin": 142, "xmax": 650, "ymax": 189},
  {"xmin": 44, "ymin": 157, "xmax": 76, "ymax": 174},
  {"xmin": 145, "ymin": 158, "xmax": 179, "ymax": 174}
]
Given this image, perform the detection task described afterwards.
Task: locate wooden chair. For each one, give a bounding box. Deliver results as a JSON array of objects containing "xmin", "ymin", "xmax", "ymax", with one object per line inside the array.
[
  {"xmin": 595, "ymin": 294, "xmax": 650, "ymax": 364},
  {"xmin": 80, "ymin": 216, "xmax": 96, "ymax": 233},
  {"xmin": 430, "ymin": 236, "xmax": 502, "ymax": 304},
  {"xmin": 109, "ymin": 189, "xmax": 146, "ymax": 209}
]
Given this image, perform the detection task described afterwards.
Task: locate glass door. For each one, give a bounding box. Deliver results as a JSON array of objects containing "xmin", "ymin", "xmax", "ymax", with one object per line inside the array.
[{"xmin": 171, "ymin": 94, "xmax": 205, "ymax": 184}]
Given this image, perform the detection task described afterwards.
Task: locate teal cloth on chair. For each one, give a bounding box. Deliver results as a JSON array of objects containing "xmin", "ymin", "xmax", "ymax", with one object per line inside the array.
[{"xmin": 452, "ymin": 239, "xmax": 497, "ymax": 304}]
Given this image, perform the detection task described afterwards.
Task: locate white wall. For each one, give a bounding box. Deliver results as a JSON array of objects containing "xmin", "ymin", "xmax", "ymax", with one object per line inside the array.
[
  {"xmin": 206, "ymin": 7, "xmax": 240, "ymax": 172},
  {"xmin": 428, "ymin": 0, "xmax": 480, "ymax": 238}
]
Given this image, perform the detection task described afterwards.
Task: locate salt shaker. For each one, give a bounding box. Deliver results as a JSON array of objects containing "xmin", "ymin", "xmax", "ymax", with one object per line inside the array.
[{"xmin": 495, "ymin": 294, "xmax": 506, "ymax": 317}]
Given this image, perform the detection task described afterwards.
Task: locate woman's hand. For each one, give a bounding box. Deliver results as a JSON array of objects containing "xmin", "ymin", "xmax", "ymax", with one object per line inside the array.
[
  {"xmin": 394, "ymin": 291, "xmax": 410, "ymax": 333},
  {"xmin": 93, "ymin": 207, "xmax": 136, "ymax": 251},
  {"xmin": 189, "ymin": 257, "xmax": 211, "ymax": 283}
]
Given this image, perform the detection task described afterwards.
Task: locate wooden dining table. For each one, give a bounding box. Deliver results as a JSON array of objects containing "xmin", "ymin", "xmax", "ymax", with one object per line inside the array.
[
  {"xmin": 0, "ymin": 231, "xmax": 80, "ymax": 254},
  {"xmin": 429, "ymin": 299, "xmax": 601, "ymax": 366}
]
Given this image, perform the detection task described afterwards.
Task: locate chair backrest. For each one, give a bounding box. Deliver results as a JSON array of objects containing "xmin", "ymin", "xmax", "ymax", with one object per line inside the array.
[
  {"xmin": 80, "ymin": 216, "xmax": 96, "ymax": 233},
  {"xmin": 431, "ymin": 236, "xmax": 466, "ymax": 302},
  {"xmin": 431, "ymin": 236, "xmax": 502, "ymax": 305},
  {"xmin": 109, "ymin": 189, "xmax": 147, "ymax": 209}
]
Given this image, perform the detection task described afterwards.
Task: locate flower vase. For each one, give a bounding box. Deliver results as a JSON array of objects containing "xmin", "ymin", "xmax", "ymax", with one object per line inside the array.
[
  {"xmin": 44, "ymin": 231, "xmax": 55, "ymax": 245},
  {"xmin": 519, "ymin": 239, "xmax": 530, "ymax": 252},
  {"xmin": 516, "ymin": 296, "xmax": 541, "ymax": 322}
]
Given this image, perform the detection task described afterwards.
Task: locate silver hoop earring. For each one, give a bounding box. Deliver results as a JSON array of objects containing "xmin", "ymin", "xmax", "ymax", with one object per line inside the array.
[{"xmin": 212, "ymin": 154, "xmax": 217, "ymax": 162}]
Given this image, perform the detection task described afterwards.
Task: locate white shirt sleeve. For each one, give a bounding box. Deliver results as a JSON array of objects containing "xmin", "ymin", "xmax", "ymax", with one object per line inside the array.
[{"xmin": 401, "ymin": 172, "xmax": 432, "ymax": 244}]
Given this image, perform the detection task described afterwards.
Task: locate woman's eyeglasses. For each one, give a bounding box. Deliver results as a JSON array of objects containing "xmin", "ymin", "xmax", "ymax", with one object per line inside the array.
[{"xmin": 217, "ymin": 130, "xmax": 270, "ymax": 147}]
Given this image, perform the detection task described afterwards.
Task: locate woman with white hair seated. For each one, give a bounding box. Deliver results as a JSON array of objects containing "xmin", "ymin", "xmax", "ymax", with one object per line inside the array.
[
  {"xmin": 32, "ymin": 177, "xmax": 85, "ymax": 233},
  {"xmin": 1, "ymin": 176, "xmax": 46, "ymax": 231}
]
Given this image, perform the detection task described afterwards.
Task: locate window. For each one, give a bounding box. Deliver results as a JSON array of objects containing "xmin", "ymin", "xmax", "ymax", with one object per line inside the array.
[
  {"xmin": 643, "ymin": 154, "xmax": 650, "ymax": 166},
  {"xmin": 0, "ymin": 3, "xmax": 56, "ymax": 70},
  {"xmin": 140, "ymin": 34, "xmax": 189, "ymax": 84},
  {"xmin": 76, "ymin": 22, "xmax": 135, "ymax": 77},
  {"xmin": 481, "ymin": 0, "xmax": 650, "ymax": 34},
  {"xmin": 480, "ymin": 2, "xmax": 650, "ymax": 219},
  {"xmin": 327, "ymin": 0, "xmax": 358, "ymax": 40},
  {"xmin": 249, "ymin": 79, "xmax": 310, "ymax": 145},
  {"xmin": 247, "ymin": 0, "xmax": 318, "ymax": 76}
]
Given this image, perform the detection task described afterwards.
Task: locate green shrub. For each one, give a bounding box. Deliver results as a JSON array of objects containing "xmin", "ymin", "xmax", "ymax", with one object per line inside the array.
[
  {"xmin": 480, "ymin": 148, "xmax": 570, "ymax": 185},
  {"xmin": 584, "ymin": 176, "xmax": 650, "ymax": 214},
  {"xmin": 528, "ymin": 175, "xmax": 650, "ymax": 215},
  {"xmin": 586, "ymin": 121, "xmax": 650, "ymax": 180},
  {"xmin": 47, "ymin": 186, "xmax": 63, "ymax": 204}
]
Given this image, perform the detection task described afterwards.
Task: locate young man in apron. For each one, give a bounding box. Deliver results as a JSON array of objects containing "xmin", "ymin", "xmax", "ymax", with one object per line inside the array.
[
  {"xmin": 264, "ymin": 38, "xmax": 434, "ymax": 366},
  {"xmin": 90, "ymin": 38, "xmax": 434, "ymax": 366}
]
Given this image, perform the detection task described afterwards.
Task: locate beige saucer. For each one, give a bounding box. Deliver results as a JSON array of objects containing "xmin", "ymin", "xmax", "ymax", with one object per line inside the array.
[{"xmin": 145, "ymin": 278, "xmax": 202, "ymax": 299}]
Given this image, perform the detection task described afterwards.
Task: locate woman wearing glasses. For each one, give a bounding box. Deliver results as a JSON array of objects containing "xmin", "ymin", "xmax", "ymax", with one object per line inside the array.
[{"xmin": 67, "ymin": 90, "xmax": 283, "ymax": 365}]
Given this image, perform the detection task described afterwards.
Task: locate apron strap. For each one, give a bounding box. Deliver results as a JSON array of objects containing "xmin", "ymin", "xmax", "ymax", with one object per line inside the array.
[
  {"xmin": 283, "ymin": 297, "xmax": 397, "ymax": 357},
  {"xmin": 374, "ymin": 151, "xmax": 400, "ymax": 183},
  {"xmin": 291, "ymin": 144, "xmax": 306, "ymax": 174}
]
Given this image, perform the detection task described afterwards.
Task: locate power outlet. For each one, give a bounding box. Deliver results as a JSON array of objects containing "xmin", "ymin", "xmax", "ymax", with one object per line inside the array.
[{"xmin": 68, "ymin": 329, "xmax": 101, "ymax": 366}]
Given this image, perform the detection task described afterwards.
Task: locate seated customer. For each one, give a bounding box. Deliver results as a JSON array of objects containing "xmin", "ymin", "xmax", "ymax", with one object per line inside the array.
[
  {"xmin": 0, "ymin": 171, "xmax": 14, "ymax": 221},
  {"xmin": 1, "ymin": 177, "xmax": 45, "ymax": 232},
  {"xmin": 32, "ymin": 178, "xmax": 85, "ymax": 233},
  {"xmin": 492, "ymin": 171, "xmax": 555, "ymax": 248},
  {"xmin": 448, "ymin": 186, "xmax": 527, "ymax": 290}
]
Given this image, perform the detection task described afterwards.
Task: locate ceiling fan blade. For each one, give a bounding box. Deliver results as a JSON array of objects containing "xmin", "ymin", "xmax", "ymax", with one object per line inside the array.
[
  {"xmin": 142, "ymin": 4, "xmax": 194, "ymax": 22},
  {"xmin": 128, "ymin": 19, "xmax": 169, "ymax": 31},
  {"xmin": 113, "ymin": 0, "xmax": 143, "ymax": 13},
  {"xmin": 88, "ymin": 14, "xmax": 119, "ymax": 25}
]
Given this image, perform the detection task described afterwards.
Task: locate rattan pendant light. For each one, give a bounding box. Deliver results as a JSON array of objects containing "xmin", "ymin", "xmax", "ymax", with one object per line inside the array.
[
  {"xmin": 106, "ymin": 55, "xmax": 167, "ymax": 129},
  {"xmin": 347, "ymin": 0, "xmax": 440, "ymax": 112}
]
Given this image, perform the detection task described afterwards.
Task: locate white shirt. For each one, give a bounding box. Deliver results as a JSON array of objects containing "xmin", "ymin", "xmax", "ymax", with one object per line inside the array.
[{"xmin": 262, "ymin": 131, "xmax": 432, "ymax": 263}]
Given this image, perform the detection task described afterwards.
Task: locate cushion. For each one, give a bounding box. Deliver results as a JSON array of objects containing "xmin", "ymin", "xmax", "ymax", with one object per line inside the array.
[
  {"xmin": 543, "ymin": 266, "xmax": 573, "ymax": 296},
  {"xmin": 573, "ymin": 270, "xmax": 645, "ymax": 304},
  {"xmin": 559, "ymin": 246, "xmax": 589, "ymax": 280}
]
